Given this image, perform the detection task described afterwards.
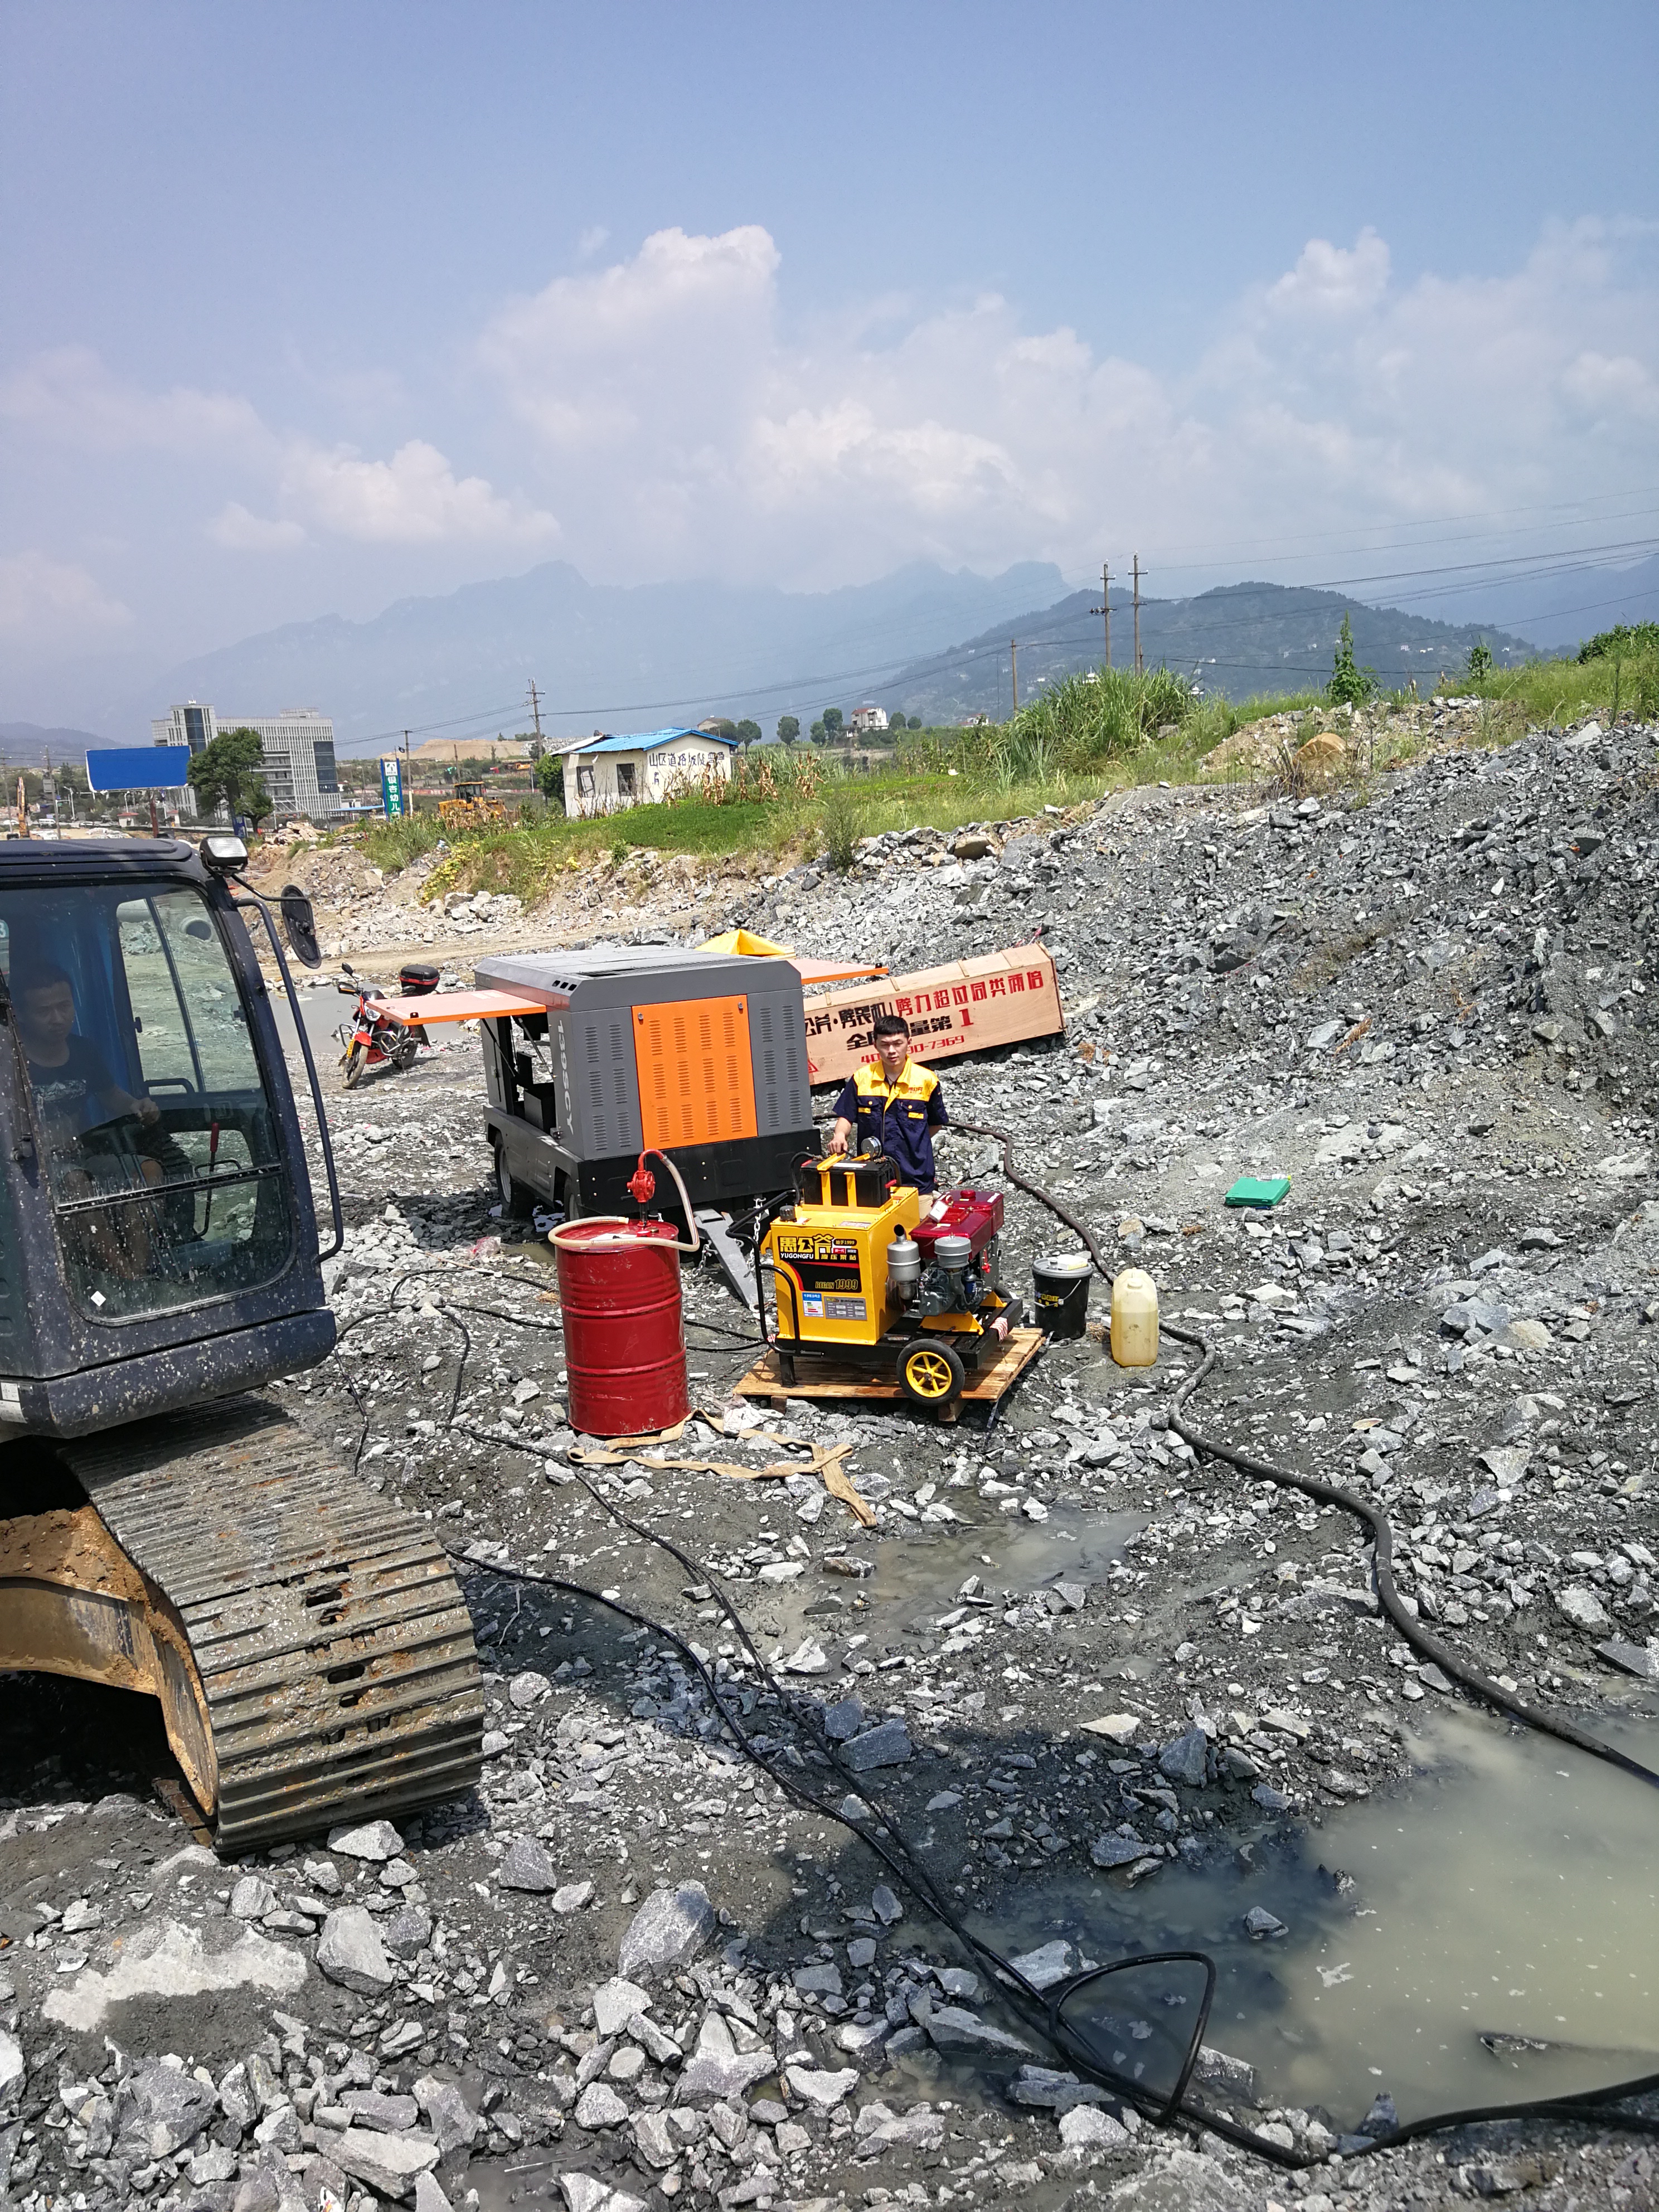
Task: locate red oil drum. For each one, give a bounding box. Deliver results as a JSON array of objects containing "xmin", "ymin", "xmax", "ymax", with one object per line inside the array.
[{"xmin": 552, "ymin": 1217, "xmax": 690, "ymax": 1437}]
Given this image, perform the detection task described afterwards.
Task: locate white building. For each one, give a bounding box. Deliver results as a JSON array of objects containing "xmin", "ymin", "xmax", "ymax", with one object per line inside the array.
[
  {"xmin": 556, "ymin": 726, "xmax": 738, "ymax": 819},
  {"xmin": 849, "ymin": 705, "xmax": 889, "ymax": 735},
  {"xmin": 149, "ymin": 703, "xmax": 340, "ymax": 818}
]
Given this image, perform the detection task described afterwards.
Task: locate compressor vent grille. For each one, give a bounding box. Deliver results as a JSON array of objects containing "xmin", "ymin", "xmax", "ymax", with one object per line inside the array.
[{"xmin": 633, "ymin": 994, "xmax": 758, "ymax": 1149}]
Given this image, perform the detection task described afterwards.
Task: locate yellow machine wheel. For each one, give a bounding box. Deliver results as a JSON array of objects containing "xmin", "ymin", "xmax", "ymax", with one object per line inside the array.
[{"xmin": 898, "ymin": 1337, "xmax": 966, "ymax": 1406}]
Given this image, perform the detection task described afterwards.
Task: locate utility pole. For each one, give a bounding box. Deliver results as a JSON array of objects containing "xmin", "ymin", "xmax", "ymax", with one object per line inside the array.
[
  {"xmin": 1132, "ymin": 554, "xmax": 1143, "ymax": 675},
  {"xmin": 1089, "ymin": 564, "xmax": 1111, "ymax": 668},
  {"xmin": 1009, "ymin": 639, "xmax": 1019, "ymax": 717},
  {"xmin": 527, "ymin": 679, "xmax": 544, "ymax": 753}
]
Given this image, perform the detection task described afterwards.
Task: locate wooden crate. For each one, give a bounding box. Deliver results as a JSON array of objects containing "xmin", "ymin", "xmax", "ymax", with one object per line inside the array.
[{"xmin": 734, "ymin": 1325, "xmax": 1046, "ymax": 1423}]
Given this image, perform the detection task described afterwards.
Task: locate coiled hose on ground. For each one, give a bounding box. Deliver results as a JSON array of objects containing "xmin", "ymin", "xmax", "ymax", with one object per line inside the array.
[
  {"xmin": 950, "ymin": 1118, "xmax": 1659, "ymax": 1793},
  {"xmin": 339, "ymin": 1190, "xmax": 1659, "ymax": 2167}
]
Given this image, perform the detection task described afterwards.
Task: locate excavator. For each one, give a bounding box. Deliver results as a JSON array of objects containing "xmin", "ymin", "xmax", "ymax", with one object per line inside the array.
[
  {"xmin": 0, "ymin": 833, "xmax": 482, "ymax": 1849},
  {"xmin": 436, "ymin": 779, "xmax": 510, "ymax": 832}
]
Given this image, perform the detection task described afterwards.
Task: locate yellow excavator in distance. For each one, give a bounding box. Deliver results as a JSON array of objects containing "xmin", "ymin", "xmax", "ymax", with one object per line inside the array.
[
  {"xmin": 437, "ymin": 780, "xmax": 510, "ymax": 832},
  {"xmin": 0, "ymin": 833, "xmax": 482, "ymax": 1849}
]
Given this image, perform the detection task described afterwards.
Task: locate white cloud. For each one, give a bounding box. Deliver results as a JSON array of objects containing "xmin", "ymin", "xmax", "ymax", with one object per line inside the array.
[
  {"xmin": 476, "ymin": 216, "xmax": 1659, "ymax": 588},
  {"xmin": 0, "ymin": 552, "xmax": 132, "ymax": 640},
  {"xmin": 6, "ymin": 214, "xmax": 1657, "ymax": 675},
  {"xmin": 1265, "ymin": 228, "xmax": 1393, "ymax": 317},
  {"xmin": 1559, "ymin": 348, "xmax": 1659, "ymax": 420},
  {"xmin": 208, "ymin": 502, "xmax": 308, "ymax": 551},
  {"xmin": 1, "ymin": 346, "xmax": 556, "ymax": 552},
  {"xmin": 276, "ymin": 438, "xmax": 559, "ymax": 546},
  {"xmin": 481, "ymin": 224, "xmax": 780, "ymax": 457},
  {"xmin": 0, "ymin": 345, "xmax": 267, "ymax": 454}
]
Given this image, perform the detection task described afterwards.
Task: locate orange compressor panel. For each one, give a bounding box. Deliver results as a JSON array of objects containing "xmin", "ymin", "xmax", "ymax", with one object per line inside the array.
[{"xmin": 633, "ymin": 993, "xmax": 758, "ymax": 1148}]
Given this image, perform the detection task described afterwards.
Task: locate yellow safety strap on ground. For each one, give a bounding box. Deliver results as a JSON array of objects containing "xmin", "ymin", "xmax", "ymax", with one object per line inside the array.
[{"xmin": 568, "ymin": 1410, "xmax": 876, "ymax": 1526}]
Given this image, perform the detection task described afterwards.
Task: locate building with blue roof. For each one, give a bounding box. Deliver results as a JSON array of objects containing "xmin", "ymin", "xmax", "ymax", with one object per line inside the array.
[{"xmin": 553, "ymin": 726, "xmax": 739, "ymax": 818}]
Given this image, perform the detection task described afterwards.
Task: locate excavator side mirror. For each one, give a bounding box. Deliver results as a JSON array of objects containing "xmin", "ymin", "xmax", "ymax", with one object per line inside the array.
[{"xmin": 280, "ymin": 886, "xmax": 322, "ymax": 969}]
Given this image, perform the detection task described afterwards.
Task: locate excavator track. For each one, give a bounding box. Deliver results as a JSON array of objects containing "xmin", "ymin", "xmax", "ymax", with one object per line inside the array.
[{"xmin": 59, "ymin": 1396, "xmax": 483, "ymax": 1851}]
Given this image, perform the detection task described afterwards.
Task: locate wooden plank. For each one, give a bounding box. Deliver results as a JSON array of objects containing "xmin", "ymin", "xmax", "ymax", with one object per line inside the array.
[
  {"xmin": 375, "ymin": 988, "xmax": 547, "ymax": 1027},
  {"xmin": 734, "ymin": 1326, "xmax": 1046, "ymax": 1410},
  {"xmin": 788, "ymin": 958, "xmax": 889, "ymax": 986},
  {"xmin": 959, "ymin": 1325, "xmax": 1047, "ymax": 1400}
]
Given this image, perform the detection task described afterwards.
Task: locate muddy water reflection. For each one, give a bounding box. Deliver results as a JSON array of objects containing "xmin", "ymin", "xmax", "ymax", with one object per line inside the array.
[
  {"xmin": 774, "ymin": 1499, "xmax": 1144, "ymax": 1648},
  {"xmin": 981, "ymin": 1706, "xmax": 1659, "ymax": 2131}
]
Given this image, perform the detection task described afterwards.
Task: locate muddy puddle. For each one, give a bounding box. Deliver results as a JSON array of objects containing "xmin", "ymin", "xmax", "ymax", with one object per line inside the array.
[
  {"xmin": 771, "ymin": 1498, "xmax": 1143, "ymax": 1649},
  {"xmin": 969, "ymin": 1702, "xmax": 1659, "ymax": 2134}
]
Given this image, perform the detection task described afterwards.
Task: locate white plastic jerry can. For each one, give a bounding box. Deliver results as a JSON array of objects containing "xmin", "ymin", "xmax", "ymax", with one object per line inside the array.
[{"xmin": 1110, "ymin": 1268, "xmax": 1160, "ymax": 1366}]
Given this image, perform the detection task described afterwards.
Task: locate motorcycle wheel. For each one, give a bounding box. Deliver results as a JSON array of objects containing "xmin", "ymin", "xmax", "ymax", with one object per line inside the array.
[{"xmin": 342, "ymin": 1038, "xmax": 367, "ymax": 1089}]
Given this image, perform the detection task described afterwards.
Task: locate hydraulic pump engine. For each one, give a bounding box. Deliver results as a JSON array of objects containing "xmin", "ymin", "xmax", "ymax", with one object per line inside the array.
[
  {"xmin": 894, "ymin": 1188, "xmax": 1004, "ymax": 1317},
  {"xmin": 760, "ymin": 1156, "xmax": 1013, "ymax": 1407}
]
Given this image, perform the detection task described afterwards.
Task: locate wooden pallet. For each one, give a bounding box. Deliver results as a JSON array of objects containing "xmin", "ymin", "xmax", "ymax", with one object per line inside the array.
[{"xmin": 734, "ymin": 1325, "xmax": 1046, "ymax": 1423}]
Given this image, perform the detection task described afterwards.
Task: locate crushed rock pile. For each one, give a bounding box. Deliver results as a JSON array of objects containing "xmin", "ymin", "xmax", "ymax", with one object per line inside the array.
[{"xmin": 3, "ymin": 713, "xmax": 1658, "ymax": 2212}]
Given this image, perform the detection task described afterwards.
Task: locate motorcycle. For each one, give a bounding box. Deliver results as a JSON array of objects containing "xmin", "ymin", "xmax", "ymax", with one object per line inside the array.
[{"xmin": 335, "ymin": 964, "xmax": 421, "ymax": 1088}]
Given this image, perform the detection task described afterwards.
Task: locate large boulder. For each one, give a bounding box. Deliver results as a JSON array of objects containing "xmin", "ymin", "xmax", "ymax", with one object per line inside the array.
[{"xmin": 617, "ymin": 1882, "xmax": 715, "ymax": 1978}]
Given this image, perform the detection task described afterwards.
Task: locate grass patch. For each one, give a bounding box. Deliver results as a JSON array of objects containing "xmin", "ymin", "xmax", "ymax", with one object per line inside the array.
[
  {"xmin": 361, "ymin": 813, "xmax": 447, "ymax": 871},
  {"xmin": 819, "ymin": 778, "xmax": 864, "ymax": 872},
  {"xmin": 345, "ymin": 676, "xmax": 1334, "ymax": 901},
  {"xmin": 1465, "ymin": 648, "xmax": 1659, "ymax": 729}
]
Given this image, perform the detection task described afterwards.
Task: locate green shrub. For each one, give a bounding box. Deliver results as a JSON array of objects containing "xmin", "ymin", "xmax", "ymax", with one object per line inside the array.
[
  {"xmin": 1327, "ymin": 613, "xmax": 1376, "ymax": 706},
  {"xmin": 361, "ymin": 813, "xmax": 446, "ymax": 871},
  {"xmin": 1578, "ymin": 621, "xmax": 1659, "ymax": 663},
  {"xmin": 994, "ymin": 664, "xmax": 1194, "ymax": 778},
  {"xmin": 818, "ymin": 778, "xmax": 862, "ymax": 872}
]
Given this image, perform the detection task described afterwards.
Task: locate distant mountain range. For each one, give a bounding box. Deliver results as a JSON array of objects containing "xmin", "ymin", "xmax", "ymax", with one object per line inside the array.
[
  {"xmin": 1403, "ymin": 552, "xmax": 1659, "ymax": 652},
  {"xmin": 0, "ymin": 721, "xmax": 118, "ymax": 768},
  {"xmin": 125, "ymin": 560, "xmax": 1070, "ymax": 755},
  {"xmin": 882, "ymin": 581, "xmax": 1539, "ymax": 721},
  {"xmin": 40, "ymin": 546, "xmax": 1656, "ymax": 754}
]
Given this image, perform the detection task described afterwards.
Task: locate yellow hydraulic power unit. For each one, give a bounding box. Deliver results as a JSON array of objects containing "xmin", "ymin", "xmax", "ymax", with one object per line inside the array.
[{"xmin": 761, "ymin": 1152, "xmax": 1016, "ymax": 1406}]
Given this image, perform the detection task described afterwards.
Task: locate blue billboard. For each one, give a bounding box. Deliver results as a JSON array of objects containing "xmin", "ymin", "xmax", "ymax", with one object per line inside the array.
[{"xmin": 86, "ymin": 746, "xmax": 192, "ymax": 793}]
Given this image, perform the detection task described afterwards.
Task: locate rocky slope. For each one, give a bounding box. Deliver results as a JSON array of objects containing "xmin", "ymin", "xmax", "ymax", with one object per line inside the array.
[{"xmin": 3, "ymin": 711, "xmax": 1657, "ymax": 2212}]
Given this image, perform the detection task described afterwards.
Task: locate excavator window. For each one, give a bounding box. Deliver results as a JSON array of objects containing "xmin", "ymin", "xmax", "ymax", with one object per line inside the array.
[{"xmin": 1, "ymin": 884, "xmax": 293, "ymax": 1320}]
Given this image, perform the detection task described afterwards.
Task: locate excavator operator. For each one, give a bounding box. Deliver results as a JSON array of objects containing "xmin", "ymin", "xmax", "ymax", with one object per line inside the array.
[{"xmin": 14, "ymin": 961, "xmax": 167, "ymax": 1275}]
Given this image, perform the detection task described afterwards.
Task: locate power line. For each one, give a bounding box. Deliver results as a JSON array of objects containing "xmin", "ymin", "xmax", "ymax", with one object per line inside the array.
[{"xmin": 1135, "ymin": 486, "xmax": 1659, "ymax": 576}]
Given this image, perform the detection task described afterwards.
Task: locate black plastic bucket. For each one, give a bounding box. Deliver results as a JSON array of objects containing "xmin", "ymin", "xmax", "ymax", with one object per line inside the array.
[{"xmin": 1033, "ymin": 1250, "xmax": 1092, "ymax": 1338}]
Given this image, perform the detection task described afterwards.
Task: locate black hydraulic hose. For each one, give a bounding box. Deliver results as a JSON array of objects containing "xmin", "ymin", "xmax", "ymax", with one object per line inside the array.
[
  {"xmin": 952, "ymin": 1118, "xmax": 1659, "ymax": 1792},
  {"xmin": 332, "ymin": 1182, "xmax": 1659, "ymax": 2165},
  {"xmin": 448, "ymin": 1440, "xmax": 1659, "ymax": 2170},
  {"xmin": 1165, "ymin": 1326, "xmax": 1659, "ymax": 1789}
]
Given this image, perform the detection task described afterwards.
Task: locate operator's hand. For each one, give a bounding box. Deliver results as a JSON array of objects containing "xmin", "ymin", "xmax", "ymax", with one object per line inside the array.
[
  {"xmin": 136, "ymin": 1097, "xmax": 161, "ymax": 1128},
  {"xmin": 825, "ymin": 1124, "xmax": 850, "ymax": 1156}
]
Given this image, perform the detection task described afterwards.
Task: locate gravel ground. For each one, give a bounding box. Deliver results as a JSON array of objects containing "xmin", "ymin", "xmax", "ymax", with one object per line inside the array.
[{"xmin": 3, "ymin": 710, "xmax": 1658, "ymax": 2212}]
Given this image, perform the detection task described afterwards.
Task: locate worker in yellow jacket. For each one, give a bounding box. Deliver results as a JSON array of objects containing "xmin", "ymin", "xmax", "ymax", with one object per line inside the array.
[{"xmin": 827, "ymin": 1013, "xmax": 947, "ymax": 1192}]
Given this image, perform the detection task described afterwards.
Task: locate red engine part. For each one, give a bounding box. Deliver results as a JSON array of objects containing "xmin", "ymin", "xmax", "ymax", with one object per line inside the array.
[
  {"xmin": 553, "ymin": 1217, "xmax": 688, "ymax": 1437},
  {"xmin": 913, "ymin": 1186, "xmax": 1005, "ymax": 1261}
]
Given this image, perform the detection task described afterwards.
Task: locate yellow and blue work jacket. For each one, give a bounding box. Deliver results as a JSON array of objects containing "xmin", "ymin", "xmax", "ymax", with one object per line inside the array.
[{"xmin": 832, "ymin": 1056, "xmax": 947, "ymax": 1190}]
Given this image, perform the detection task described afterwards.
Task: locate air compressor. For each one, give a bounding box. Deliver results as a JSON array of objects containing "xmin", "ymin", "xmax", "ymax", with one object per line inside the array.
[{"xmin": 758, "ymin": 1150, "xmax": 1017, "ymax": 1406}]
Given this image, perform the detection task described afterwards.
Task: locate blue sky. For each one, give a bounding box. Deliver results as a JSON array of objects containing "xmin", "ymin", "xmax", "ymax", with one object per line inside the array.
[{"xmin": 2, "ymin": 1, "xmax": 1657, "ymax": 716}]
